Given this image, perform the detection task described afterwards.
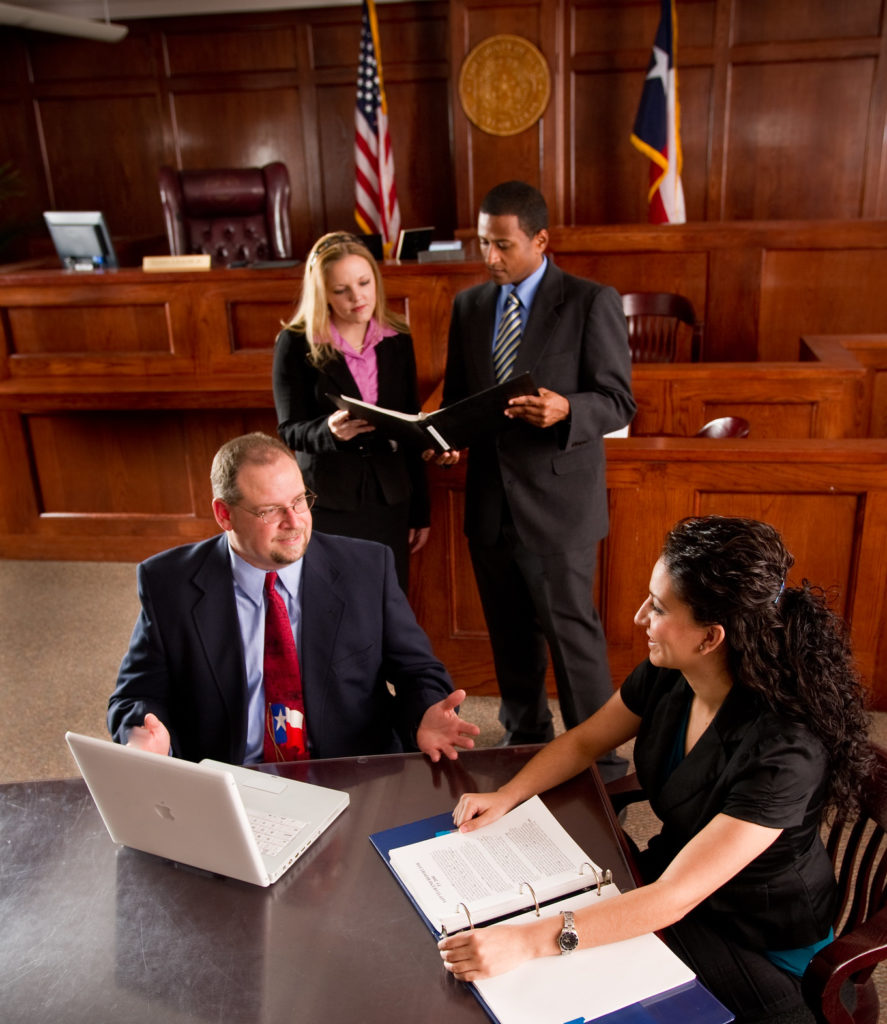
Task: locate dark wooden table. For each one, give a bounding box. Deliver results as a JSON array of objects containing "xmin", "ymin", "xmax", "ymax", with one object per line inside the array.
[{"xmin": 1, "ymin": 746, "xmax": 636, "ymax": 1024}]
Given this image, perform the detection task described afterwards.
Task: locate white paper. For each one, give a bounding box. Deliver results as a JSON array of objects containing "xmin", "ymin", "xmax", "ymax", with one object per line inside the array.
[
  {"xmin": 388, "ymin": 795, "xmax": 607, "ymax": 933},
  {"xmin": 474, "ymin": 887, "xmax": 696, "ymax": 1024}
]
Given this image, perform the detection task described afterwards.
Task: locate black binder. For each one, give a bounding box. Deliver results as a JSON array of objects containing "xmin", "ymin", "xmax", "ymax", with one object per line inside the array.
[{"xmin": 329, "ymin": 372, "xmax": 538, "ymax": 452}]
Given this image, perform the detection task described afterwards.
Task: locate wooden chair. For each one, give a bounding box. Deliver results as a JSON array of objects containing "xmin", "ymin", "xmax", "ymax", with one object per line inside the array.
[
  {"xmin": 803, "ymin": 743, "xmax": 887, "ymax": 1023},
  {"xmin": 621, "ymin": 291, "xmax": 702, "ymax": 362},
  {"xmin": 605, "ymin": 744, "xmax": 887, "ymax": 1023},
  {"xmin": 695, "ymin": 416, "xmax": 750, "ymax": 438}
]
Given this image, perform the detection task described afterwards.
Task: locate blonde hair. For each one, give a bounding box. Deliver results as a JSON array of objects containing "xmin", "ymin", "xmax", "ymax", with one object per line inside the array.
[{"xmin": 283, "ymin": 232, "xmax": 408, "ymax": 367}]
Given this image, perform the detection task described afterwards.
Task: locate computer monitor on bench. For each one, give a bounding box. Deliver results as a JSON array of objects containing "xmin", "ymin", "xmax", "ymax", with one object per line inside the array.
[{"xmin": 43, "ymin": 211, "xmax": 118, "ymax": 271}]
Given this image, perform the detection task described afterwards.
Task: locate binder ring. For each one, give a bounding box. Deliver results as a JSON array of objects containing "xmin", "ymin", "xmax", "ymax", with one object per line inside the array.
[
  {"xmin": 456, "ymin": 902, "xmax": 474, "ymax": 929},
  {"xmin": 580, "ymin": 862, "xmax": 613, "ymax": 896},
  {"xmin": 519, "ymin": 881, "xmax": 541, "ymax": 917}
]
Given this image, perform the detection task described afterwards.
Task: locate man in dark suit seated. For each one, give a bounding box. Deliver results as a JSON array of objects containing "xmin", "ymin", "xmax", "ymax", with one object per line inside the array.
[
  {"xmin": 108, "ymin": 432, "xmax": 478, "ymax": 764},
  {"xmin": 439, "ymin": 181, "xmax": 635, "ymax": 771}
]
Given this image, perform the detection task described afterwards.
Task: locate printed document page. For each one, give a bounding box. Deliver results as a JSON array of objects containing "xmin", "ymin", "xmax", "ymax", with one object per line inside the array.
[{"xmin": 387, "ymin": 795, "xmax": 607, "ymax": 933}]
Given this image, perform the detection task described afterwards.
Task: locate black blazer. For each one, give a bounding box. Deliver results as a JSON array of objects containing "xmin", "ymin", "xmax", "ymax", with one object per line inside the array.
[
  {"xmin": 623, "ymin": 662, "xmax": 836, "ymax": 950},
  {"xmin": 272, "ymin": 327, "xmax": 429, "ymax": 527},
  {"xmin": 108, "ymin": 532, "xmax": 453, "ymax": 762},
  {"xmin": 442, "ymin": 260, "xmax": 635, "ymax": 554}
]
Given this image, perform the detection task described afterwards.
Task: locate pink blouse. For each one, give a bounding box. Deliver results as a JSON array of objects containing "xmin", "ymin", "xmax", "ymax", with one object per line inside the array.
[{"xmin": 329, "ymin": 318, "xmax": 397, "ymax": 405}]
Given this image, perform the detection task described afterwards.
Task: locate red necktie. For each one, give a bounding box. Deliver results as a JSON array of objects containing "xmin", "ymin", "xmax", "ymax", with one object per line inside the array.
[{"xmin": 262, "ymin": 571, "xmax": 308, "ymax": 762}]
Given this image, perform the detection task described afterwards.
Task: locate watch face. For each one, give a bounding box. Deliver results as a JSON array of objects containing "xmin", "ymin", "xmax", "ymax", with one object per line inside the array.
[{"xmin": 559, "ymin": 930, "xmax": 579, "ymax": 953}]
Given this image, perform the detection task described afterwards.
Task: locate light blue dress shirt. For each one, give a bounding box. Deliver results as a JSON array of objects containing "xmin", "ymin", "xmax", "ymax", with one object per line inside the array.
[
  {"xmin": 227, "ymin": 540, "xmax": 304, "ymax": 763},
  {"xmin": 491, "ymin": 256, "xmax": 548, "ymax": 349}
]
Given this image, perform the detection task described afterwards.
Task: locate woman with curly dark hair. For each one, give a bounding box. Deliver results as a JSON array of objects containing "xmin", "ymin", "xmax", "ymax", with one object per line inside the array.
[{"xmin": 440, "ymin": 515, "xmax": 873, "ymax": 1024}]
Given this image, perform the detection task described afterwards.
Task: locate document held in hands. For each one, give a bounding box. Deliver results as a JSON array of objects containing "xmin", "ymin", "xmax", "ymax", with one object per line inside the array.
[
  {"xmin": 386, "ymin": 795, "xmax": 610, "ymax": 935},
  {"xmin": 329, "ymin": 371, "xmax": 538, "ymax": 453}
]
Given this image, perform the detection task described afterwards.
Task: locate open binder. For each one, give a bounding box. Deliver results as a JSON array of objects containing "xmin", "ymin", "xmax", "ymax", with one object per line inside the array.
[
  {"xmin": 329, "ymin": 371, "xmax": 538, "ymax": 453},
  {"xmin": 370, "ymin": 796, "xmax": 733, "ymax": 1024}
]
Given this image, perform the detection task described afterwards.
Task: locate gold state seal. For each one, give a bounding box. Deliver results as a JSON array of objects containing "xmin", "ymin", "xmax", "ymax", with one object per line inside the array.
[{"xmin": 458, "ymin": 34, "xmax": 551, "ymax": 137}]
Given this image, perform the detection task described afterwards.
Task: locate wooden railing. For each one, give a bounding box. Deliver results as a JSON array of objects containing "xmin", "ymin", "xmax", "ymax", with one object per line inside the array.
[
  {"xmin": 2, "ymin": 241, "xmax": 887, "ymax": 707},
  {"xmin": 416, "ymin": 439, "xmax": 887, "ymax": 710}
]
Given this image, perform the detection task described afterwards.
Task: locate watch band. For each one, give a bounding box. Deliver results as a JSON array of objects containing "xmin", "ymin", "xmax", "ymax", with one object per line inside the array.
[{"xmin": 558, "ymin": 909, "xmax": 579, "ymax": 955}]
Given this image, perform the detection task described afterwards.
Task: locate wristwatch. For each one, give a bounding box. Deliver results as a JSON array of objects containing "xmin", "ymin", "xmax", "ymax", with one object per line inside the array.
[{"xmin": 557, "ymin": 910, "xmax": 579, "ymax": 955}]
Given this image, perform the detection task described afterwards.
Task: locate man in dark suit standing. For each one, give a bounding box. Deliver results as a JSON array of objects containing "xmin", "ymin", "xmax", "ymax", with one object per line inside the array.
[
  {"xmin": 441, "ymin": 182, "xmax": 635, "ymax": 765},
  {"xmin": 108, "ymin": 432, "xmax": 478, "ymax": 764}
]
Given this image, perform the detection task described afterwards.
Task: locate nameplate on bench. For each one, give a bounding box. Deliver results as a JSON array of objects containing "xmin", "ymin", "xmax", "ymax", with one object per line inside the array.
[{"xmin": 142, "ymin": 255, "xmax": 212, "ymax": 272}]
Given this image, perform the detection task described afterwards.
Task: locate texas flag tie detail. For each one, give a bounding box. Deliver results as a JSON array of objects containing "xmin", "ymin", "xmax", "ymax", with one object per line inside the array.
[{"xmin": 263, "ymin": 571, "xmax": 309, "ymax": 762}]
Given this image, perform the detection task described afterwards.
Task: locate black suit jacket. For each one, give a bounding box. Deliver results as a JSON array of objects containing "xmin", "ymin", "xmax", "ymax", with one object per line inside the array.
[
  {"xmin": 108, "ymin": 532, "xmax": 453, "ymax": 762},
  {"xmin": 442, "ymin": 260, "xmax": 635, "ymax": 554},
  {"xmin": 272, "ymin": 327, "xmax": 429, "ymax": 527}
]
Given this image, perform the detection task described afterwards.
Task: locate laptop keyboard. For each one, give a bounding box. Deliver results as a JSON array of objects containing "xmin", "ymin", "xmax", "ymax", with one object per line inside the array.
[{"xmin": 247, "ymin": 809, "xmax": 307, "ymax": 856}]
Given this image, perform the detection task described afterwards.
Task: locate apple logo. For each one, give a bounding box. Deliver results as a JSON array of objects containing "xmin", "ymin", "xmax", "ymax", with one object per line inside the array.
[{"xmin": 154, "ymin": 802, "xmax": 175, "ymax": 821}]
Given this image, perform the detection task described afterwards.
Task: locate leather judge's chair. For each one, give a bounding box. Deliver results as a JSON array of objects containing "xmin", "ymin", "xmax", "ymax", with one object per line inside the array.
[
  {"xmin": 158, "ymin": 162, "xmax": 293, "ymax": 264},
  {"xmin": 622, "ymin": 292, "xmax": 702, "ymax": 363},
  {"xmin": 607, "ymin": 743, "xmax": 887, "ymax": 1024}
]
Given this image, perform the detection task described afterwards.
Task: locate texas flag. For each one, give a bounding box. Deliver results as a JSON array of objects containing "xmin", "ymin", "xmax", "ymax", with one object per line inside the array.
[
  {"xmin": 270, "ymin": 704, "xmax": 307, "ymax": 759},
  {"xmin": 630, "ymin": 0, "xmax": 686, "ymax": 224}
]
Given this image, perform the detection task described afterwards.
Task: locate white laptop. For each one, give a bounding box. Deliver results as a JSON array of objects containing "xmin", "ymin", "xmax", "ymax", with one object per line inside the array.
[{"xmin": 65, "ymin": 731, "xmax": 349, "ymax": 886}]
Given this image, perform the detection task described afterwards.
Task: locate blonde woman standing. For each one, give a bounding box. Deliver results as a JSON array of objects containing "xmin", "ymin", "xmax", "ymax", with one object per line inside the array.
[{"xmin": 272, "ymin": 232, "xmax": 429, "ymax": 590}]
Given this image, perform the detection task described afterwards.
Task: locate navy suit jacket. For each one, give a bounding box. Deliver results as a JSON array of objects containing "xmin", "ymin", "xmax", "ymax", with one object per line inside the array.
[
  {"xmin": 108, "ymin": 532, "xmax": 453, "ymax": 762},
  {"xmin": 443, "ymin": 259, "xmax": 635, "ymax": 554}
]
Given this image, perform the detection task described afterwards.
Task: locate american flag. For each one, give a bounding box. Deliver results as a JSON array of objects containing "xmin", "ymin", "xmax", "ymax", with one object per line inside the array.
[
  {"xmin": 354, "ymin": 0, "xmax": 401, "ymax": 253},
  {"xmin": 630, "ymin": 0, "xmax": 686, "ymax": 224}
]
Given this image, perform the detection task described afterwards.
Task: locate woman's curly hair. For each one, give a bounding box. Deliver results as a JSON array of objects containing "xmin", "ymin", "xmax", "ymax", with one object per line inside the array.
[{"xmin": 661, "ymin": 515, "xmax": 873, "ymax": 816}]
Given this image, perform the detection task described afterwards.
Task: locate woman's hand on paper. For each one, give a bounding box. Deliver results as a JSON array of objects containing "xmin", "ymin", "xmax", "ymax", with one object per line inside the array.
[
  {"xmin": 438, "ymin": 923, "xmax": 538, "ymax": 982},
  {"xmin": 327, "ymin": 409, "xmax": 374, "ymax": 441},
  {"xmin": 451, "ymin": 790, "xmax": 516, "ymax": 832}
]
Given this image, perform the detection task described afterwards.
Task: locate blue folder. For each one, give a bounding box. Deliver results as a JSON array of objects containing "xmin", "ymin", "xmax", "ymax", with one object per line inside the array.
[{"xmin": 370, "ymin": 811, "xmax": 733, "ymax": 1024}]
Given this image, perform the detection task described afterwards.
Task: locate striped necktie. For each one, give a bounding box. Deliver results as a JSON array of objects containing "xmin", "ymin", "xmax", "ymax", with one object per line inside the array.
[{"xmin": 493, "ymin": 289, "xmax": 522, "ymax": 383}]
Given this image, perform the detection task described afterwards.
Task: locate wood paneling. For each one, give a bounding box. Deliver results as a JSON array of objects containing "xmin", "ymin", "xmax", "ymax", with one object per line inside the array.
[
  {"xmin": 1, "ymin": 276, "xmax": 198, "ymax": 376},
  {"xmin": 1, "ymin": 259, "xmax": 886, "ymax": 708},
  {"xmin": 759, "ymin": 250, "xmax": 887, "ymax": 361},
  {"xmin": 449, "ymin": 0, "xmax": 558, "ymax": 223},
  {"xmin": 37, "ymin": 93, "xmax": 166, "ymax": 235},
  {"xmin": 2, "ymin": 0, "xmax": 887, "ymax": 265},
  {"xmin": 731, "ymin": 0, "xmax": 882, "ymax": 45},
  {"xmin": 450, "ymin": 0, "xmax": 887, "ymax": 228},
  {"xmin": 803, "ymin": 335, "xmax": 887, "ymax": 438},
  {"xmin": 7, "ymin": 303, "xmax": 173, "ymax": 357},
  {"xmin": 547, "ymin": 221, "xmax": 887, "ymax": 362},
  {"xmin": 171, "ymin": 88, "xmax": 306, "ymax": 170},
  {"xmin": 162, "ymin": 25, "xmax": 299, "ymax": 75},
  {"xmin": 415, "ymin": 439, "xmax": 887, "ymax": 708},
  {"xmin": 629, "ymin": 356, "xmax": 869, "ymax": 439},
  {"xmin": 724, "ymin": 59, "xmax": 874, "ymax": 220},
  {"xmin": 28, "ymin": 412, "xmax": 194, "ymax": 515},
  {"xmin": 0, "ymin": 3, "xmax": 454, "ymax": 263},
  {"xmin": 27, "ymin": 32, "xmax": 157, "ymax": 82}
]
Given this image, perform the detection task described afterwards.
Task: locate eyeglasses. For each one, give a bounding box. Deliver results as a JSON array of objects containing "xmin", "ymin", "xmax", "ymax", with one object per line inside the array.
[
  {"xmin": 236, "ymin": 492, "xmax": 317, "ymax": 525},
  {"xmin": 308, "ymin": 232, "xmax": 370, "ymax": 268}
]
